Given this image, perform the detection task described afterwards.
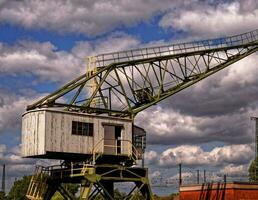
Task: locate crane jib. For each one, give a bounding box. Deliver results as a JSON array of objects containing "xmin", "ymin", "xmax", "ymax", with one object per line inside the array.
[{"xmin": 27, "ymin": 29, "xmax": 258, "ymax": 119}]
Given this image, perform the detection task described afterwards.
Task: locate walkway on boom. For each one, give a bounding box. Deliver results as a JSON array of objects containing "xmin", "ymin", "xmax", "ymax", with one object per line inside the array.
[{"xmin": 93, "ymin": 29, "xmax": 258, "ymax": 67}]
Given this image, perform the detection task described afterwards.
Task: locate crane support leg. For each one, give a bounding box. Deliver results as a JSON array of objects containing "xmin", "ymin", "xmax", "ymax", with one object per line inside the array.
[
  {"xmin": 80, "ymin": 181, "xmax": 93, "ymax": 199},
  {"xmin": 27, "ymin": 164, "xmax": 153, "ymax": 200},
  {"xmin": 57, "ymin": 185, "xmax": 76, "ymax": 200},
  {"xmin": 81, "ymin": 165, "xmax": 153, "ymax": 200}
]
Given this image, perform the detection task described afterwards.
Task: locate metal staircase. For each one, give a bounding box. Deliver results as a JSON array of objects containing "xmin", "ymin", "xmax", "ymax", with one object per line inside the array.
[
  {"xmin": 26, "ymin": 166, "xmax": 49, "ymax": 200},
  {"xmin": 26, "ymin": 139, "xmax": 142, "ymax": 199}
]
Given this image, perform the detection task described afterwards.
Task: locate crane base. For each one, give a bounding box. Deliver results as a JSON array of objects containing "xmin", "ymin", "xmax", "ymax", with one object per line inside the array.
[{"xmin": 26, "ymin": 164, "xmax": 153, "ymax": 200}]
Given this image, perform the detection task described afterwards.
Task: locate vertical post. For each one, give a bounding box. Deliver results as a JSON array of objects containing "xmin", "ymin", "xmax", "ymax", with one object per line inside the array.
[
  {"xmin": 224, "ymin": 174, "xmax": 226, "ymax": 183},
  {"xmin": 251, "ymin": 117, "xmax": 258, "ymax": 181},
  {"xmin": 255, "ymin": 119, "xmax": 258, "ymax": 158},
  {"xmin": 109, "ymin": 88, "xmax": 111, "ymax": 111},
  {"xmin": 142, "ymin": 136, "xmax": 145, "ymax": 168},
  {"xmin": 255, "ymin": 118, "xmax": 258, "ymax": 180},
  {"xmin": 197, "ymin": 170, "xmax": 199, "ymax": 184},
  {"xmin": 203, "ymin": 170, "xmax": 206, "ymax": 183},
  {"xmin": 1, "ymin": 164, "xmax": 5, "ymax": 193},
  {"xmin": 142, "ymin": 151, "xmax": 145, "ymax": 168},
  {"xmin": 71, "ymin": 162, "xmax": 73, "ymax": 176},
  {"xmin": 179, "ymin": 163, "xmax": 182, "ymax": 186}
]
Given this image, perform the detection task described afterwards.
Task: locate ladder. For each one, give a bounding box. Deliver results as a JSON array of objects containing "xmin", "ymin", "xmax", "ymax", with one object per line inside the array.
[{"xmin": 26, "ymin": 166, "xmax": 49, "ymax": 200}]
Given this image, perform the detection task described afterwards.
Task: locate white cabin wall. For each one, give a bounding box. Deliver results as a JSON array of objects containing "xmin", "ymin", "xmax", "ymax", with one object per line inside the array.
[
  {"xmin": 121, "ymin": 122, "xmax": 132, "ymax": 156},
  {"xmin": 37, "ymin": 111, "xmax": 46, "ymax": 154},
  {"xmin": 21, "ymin": 110, "xmax": 46, "ymax": 157},
  {"xmin": 22, "ymin": 109, "xmax": 133, "ymax": 158},
  {"xmin": 45, "ymin": 111, "xmax": 94, "ymax": 154}
]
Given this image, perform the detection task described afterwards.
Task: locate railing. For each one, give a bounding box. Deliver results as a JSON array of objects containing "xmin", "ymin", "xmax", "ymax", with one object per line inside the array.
[
  {"xmin": 90, "ymin": 29, "xmax": 258, "ymax": 68},
  {"xmin": 28, "ymin": 139, "xmax": 141, "ymax": 181},
  {"xmin": 92, "ymin": 138, "xmax": 140, "ymax": 165},
  {"xmin": 26, "ymin": 166, "xmax": 50, "ymax": 199}
]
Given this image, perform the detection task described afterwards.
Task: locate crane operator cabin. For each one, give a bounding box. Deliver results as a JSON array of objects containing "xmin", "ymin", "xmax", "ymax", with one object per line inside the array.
[{"xmin": 22, "ymin": 108, "xmax": 146, "ymax": 163}]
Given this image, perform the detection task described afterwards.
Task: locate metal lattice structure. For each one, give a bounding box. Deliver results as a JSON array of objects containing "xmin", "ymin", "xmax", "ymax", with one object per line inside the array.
[
  {"xmin": 25, "ymin": 29, "xmax": 258, "ymax": 200},
  {"xmin": 28, "ymin": 29, "xmax": 258, "ymax": 118}
]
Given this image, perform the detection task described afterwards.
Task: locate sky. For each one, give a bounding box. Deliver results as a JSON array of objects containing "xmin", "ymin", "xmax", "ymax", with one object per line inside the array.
[{"xmin": 1, "ymin": 0, "xmax": 258, "ymax": 195}]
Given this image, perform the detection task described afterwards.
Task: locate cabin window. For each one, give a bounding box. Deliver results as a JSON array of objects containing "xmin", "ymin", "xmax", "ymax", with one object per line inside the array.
[
  {"xmin": 133, "ymin": 135, "xmax": 146, "ymax": 149},
  {"xmin": 72, "ymin": 121, "xmax": 93, "ymax": 136}
]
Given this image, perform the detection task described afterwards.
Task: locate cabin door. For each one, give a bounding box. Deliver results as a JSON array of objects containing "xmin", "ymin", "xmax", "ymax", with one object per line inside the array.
[{"xmin": 103, "ymin": 125, "xmax": 121, "ymax": 154}]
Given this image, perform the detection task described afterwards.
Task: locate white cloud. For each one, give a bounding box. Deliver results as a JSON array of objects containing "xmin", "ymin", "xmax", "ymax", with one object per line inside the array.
[
  {"xmin": 0, "ymin": 33, "xmax": 141, "ymax": 135},
  {"xmin": 145, "ymin": 150, "xmax": 158, "ymax": 165},
  {"xmin": 0, "ymin": 144, "xmax": 6, "ymax": 153},
  {"xmin": 72, "ymin": 32, "xmax": 140, "ymax": 57},
  {"xmin": 0, "ymin": 41, "xmax": 81, "ymax": 83},
  {"xmin": 220, "ymin": 164, "xmax": 248, "ymax": 176},
  {"xmin": 0, "ymin": 143, "xmax": 33, "ymax": 165},
  {"xmin": 159, "ymin": 144, "xmax": 254, "ymax": 167},
  {"xmin": 209, "ymin": 145, "xmax": 253, "ymax": 165},
  {"xmin": 149, "ymin": 170, "xmax": 161, "ymax": 179},
  {"xmin": 0, "ymin": 33, "xmax": 141, "ymax": 84},
  {"xmin": 238, "ymin": 0, "xmax": 258, "ymax": 13},
  {"xmin": 159, "ymin": 1, "xmax": 258, "ymax": 38},
  {"xmin": 219, "ymin": 55, "xmax": 258, "ymax": 88},
  {"xmin": 159, "ymin": 145, "xmax": 209, "ymax": 167},
  {"xmin": 137, "ymin": 106, "xmax": 200, "ymax": 139},
  {"xmin": 0, "ymin": 0, "xmax": 193, "ymax": 36},
  {"xmin": 0, "ymin": 90, "xmax": 42, "ymax": 135}
]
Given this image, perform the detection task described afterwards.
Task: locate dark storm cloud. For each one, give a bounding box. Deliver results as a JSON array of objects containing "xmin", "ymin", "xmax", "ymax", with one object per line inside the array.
[
  {"xmin": 164, "ymin": 70, "xmax": 258, "ymax": 118},
  {"xmin": 137, "ymin": 107, "xmax": 253, "ymax": 145}
]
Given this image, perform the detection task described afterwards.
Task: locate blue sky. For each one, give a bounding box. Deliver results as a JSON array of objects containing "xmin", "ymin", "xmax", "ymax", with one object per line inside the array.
[{"xmin": 1, "ymin": 0, "xmax": 258, "ymax": 196}]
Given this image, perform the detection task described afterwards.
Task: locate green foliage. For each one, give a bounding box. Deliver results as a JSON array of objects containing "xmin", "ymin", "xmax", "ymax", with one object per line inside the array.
[
  {"xmin": 51, "ymin": 192, "xmax": 65, "ymax": 200},
  {"xmin": 64, "ymin": 183, "xmax": 79, "ymax": 195},
  {"xmin": 93, "ymin": 188, "xmax": 127, "ymax": 200},
  {"xmin": 153, "ymin": 193, "xmax": 179, "ymax": 200},
  {"xmin": 6, "ymin": 175, "xmax": 79, "ymax": 200},
  {"xmin": 7, "ymin": 176, "xmax": 31, "ymax": 200},
  {"xmin": 114, "ymin": 188, "xmax": 126, "ymax": 200},
  {"xmin": 248, "ymin": 158, "xmax": 258, "ymax": 181},
  {"xmin": 0, "ymin": 191, "xmax": 6, "ymax": 200},
  {"xmin": 51, "ymin": 184, "xmax": 79, "ymax": 200}
]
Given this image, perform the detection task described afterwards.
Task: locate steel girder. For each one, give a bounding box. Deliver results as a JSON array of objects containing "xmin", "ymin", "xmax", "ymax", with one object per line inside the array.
[
  {"xmin": 27, "ymin": 164, "xmax": 153, "ymax": 200},
  {"xmin": 27, "ymin": 29, "xmax": 258, "ymax": 118}
]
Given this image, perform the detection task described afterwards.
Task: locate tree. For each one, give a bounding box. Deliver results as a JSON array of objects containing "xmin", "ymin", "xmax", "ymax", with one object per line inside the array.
[
  {"xmin": 248, "ymin": 157, "xmax": 258, "ymax": 181},
  {"xmin": 51, "ymin": 184, "xmax": 79, "ymax": 200},
  {"xmin": 64, "ymin": 183, "xmax": 79, "ymax": 196},
  {"xmin": 0, "ymin": 191, "xmax": 6, "ymax": 200},
  {"xmin": 7, "ymin": 175, "xmax": 80, "ymax": 200},
  {"xmin": 7, "ymin": 176, "xmax": 31, "ymax": 200}
]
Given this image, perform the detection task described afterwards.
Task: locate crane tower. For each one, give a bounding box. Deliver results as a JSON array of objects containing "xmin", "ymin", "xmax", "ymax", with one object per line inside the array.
[{"xmin": 22, "ymin": 29, "xmax": 258, "ymax": 199}]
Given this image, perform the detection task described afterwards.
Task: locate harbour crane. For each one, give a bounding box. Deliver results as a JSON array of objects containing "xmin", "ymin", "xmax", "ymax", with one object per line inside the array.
[{"xmin": 23, "ymin": 29, "xmax": 258, "ymax": 199}]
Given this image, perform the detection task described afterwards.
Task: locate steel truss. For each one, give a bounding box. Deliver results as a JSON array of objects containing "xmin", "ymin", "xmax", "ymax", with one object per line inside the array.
[
  {"xmin": 27, "ymin": 164, "xmax": 153, "ymax": 200},
  {"xmin": 27, "ymin": 29, "xmax": 258, "ymax": 118},
  {"xmin": 25, "ymin": 29, "xmax": 258, "ymax": 200}
]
